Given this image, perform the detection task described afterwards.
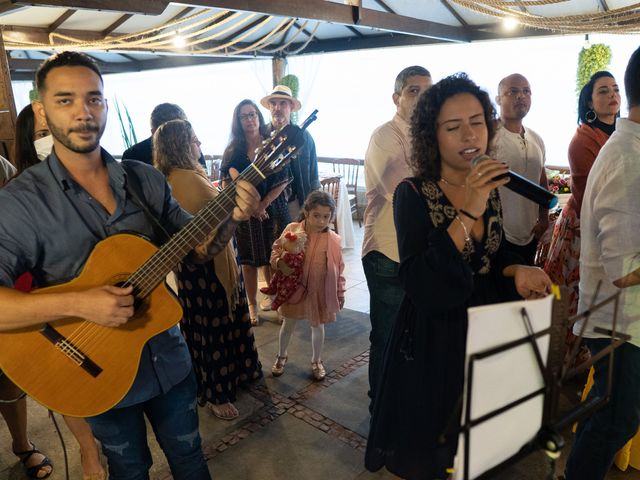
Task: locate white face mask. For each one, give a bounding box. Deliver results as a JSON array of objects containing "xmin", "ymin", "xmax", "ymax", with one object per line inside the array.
[{"xmin": 34, "ymin": 135, "xmax": 54, "ymax": 161}]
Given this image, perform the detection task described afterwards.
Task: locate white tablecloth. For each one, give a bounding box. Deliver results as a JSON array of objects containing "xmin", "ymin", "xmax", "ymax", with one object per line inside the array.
[{"xmin": 335, "ymin": 181, "xmax": 355, "ymax": 249}]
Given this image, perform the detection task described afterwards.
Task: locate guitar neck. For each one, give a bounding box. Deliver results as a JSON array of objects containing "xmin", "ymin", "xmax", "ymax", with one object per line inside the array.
[
  {"xmin": 127, "ymin": 167, "xmax": 260, "ymax": 298},
  {"xmin": 125, "ymin": 111, "xmax": 318, "ymax": 298}
]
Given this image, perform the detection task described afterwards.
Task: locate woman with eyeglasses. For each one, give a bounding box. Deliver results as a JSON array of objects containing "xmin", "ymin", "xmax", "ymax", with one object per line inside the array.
[
  {"xmin": 221, "ymin": 99, "xmax": 291, "ymax": 325},
  {"xmin": 153, "ymin": 119, "xmax": 262, "ymax": 421},
  {"xmin": 544, "ymin": 71, "xmax": 621, "ymax": 367}
]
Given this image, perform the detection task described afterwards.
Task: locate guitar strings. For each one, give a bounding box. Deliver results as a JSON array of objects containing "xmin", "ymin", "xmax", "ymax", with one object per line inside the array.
[{"xmin": 65, "ymin": 135, "xmax": 292, "ymax": 352}]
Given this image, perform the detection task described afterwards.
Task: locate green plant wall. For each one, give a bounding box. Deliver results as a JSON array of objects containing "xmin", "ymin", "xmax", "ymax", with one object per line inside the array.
[
  {"xmin": 576, "ymin": 43, "xmax": 612, "ymax": 96},
  {"xmin": 280, "ymin": 73, "xmax": 299, "ymax": 125}
]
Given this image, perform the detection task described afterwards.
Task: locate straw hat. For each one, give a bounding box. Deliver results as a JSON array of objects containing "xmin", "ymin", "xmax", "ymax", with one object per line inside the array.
[{"xmin": 260, "ymin": 85, "xmax": 301, "ymax": 112}]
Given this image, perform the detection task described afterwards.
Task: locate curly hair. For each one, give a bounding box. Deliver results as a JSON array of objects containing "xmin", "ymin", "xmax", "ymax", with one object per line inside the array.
[
  {"xmin": 410, "ymin": 73, "xmax": 497, "ymax": 182},
  {"xmin": 153, "ymin": 119, "xmax": 199, "ymax": 176}
]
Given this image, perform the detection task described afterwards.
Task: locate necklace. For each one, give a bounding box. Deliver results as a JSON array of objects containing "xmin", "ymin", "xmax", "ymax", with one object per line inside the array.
[{"xmin": 439, "ymin": 177, "xmax": 465, "ymax": 188}]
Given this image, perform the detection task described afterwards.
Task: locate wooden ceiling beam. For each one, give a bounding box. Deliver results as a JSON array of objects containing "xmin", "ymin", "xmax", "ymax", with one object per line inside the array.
[
  {"xmin": 0, "ymin": 1, "xmax": 28, "ymax": 15},
  {"xmin": 293, "ymin": 21, "xmax": 314, "ymax": 39},
  {"xmin": 11, "ymin": 0, "xmax": 169, "ymax": 15},
  {"xmin": 345, "ymin": 25, "xmax": 364, "ymax": 38},
  {"xmin": 372, "ymin": 0, "xmax": 395, "ymax": 14},
  {"xmin": 9, "ymin": 57, "xmax": 140, "ymax": 73},
  {"xmin": 2, "ymin": 25, "xmax": 104, "ymax": 44},
  {"xmin": 220, "ymin": 14, "xmax": 269, "ymax": 42},
  {"xmin": 47, "ymin": 9, "xmax": 77, "ymax": 33},
  {"xmin": 440, "ymin": 0, "xmax": 468, "ymax": 28},
  {"xmin": 170, "ymin": 0, "xmax": 469, "ymax": 42},
  {"xmin": 101, "ymin": 13, "xmax": 133, "ymax": 37},
  {"xmin": 8, "ymin": 0, "xmax": 468, "ymax": 42}
]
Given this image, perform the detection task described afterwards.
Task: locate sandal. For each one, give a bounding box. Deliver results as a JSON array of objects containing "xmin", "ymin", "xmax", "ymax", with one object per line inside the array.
[
  {"xmin": 249, "ymin": 304, "xmax": 259, "ymax": 326},
  {"xmin": 207, "ymin": 402, "xmax": 239, "ymax": 421},
  {"xmin": 272, "ymin": 355, "xmax": 288, "ymax": 377},
  {"xmin": 311, "ymin": 361, "xmax": 326, "ymax": 381},
  {"xmin": 13, "ymin": 442, "xmax": 53, "ymax": 479}
]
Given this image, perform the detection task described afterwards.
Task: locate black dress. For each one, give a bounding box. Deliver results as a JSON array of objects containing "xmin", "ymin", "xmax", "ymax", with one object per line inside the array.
[
  {"xmin": 221, "ymin": 149, "xmax": 291, "ymax": 266},
  {"xmin": 176, "ymin": 260, "xmax": 263, "ymax": 405},
  {"xmin": 365, "ymin": 178, "xmax": 521, "ymax": 480}
]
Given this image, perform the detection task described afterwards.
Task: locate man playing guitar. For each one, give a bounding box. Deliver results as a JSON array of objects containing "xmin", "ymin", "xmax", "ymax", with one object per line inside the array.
[{"xmin": 0, "ymin": 52, "xmax": 260, "ymax": 479}]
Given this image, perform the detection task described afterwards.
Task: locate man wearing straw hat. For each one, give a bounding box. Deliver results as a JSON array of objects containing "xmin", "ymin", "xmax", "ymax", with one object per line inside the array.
[{"xmin": 261, "ymin": 85, "xmax": 320, "ymax": 221}]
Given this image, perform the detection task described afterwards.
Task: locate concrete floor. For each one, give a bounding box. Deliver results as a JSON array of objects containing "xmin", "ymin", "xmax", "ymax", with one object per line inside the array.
[{"xmin": 0, "ymin": 222, "xmax": 637, "ymax": 479}]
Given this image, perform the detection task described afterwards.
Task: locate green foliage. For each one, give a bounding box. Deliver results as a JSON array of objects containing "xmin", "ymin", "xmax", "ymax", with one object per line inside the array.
[
  {"xmin": 280, "ymin": 74, "xmax": 300, "ymax": 125},
  {"xmin": 576, "ymin": 44, "xmax": 611, "ymax": 96},
  {"xmin": 113, "ymin": 97, "xmax": 138, "ymax": 149}
]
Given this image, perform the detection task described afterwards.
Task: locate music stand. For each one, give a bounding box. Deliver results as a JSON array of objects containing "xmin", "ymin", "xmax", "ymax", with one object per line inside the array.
[{"xmin": 453, "ymin": 290, "xmax": 629, "ymax": 480}]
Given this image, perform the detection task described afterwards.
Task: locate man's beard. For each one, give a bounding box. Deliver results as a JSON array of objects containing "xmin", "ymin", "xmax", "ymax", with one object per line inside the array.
[
  {"xmin": 272, "ymin": 113, "xmax": 289, "ymax": 128},
  {"xmin": 46, "ymin": 117, "xmax": 105, "ymax": 154}
]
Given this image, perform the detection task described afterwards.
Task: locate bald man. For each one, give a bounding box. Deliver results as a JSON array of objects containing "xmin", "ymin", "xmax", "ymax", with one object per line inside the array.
[{"xmin": 492, "ymin": 73, "xmax": 549, "ymax": 265}]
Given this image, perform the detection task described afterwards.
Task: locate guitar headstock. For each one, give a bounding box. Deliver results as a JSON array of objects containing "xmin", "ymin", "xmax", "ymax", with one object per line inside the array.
[{"xmin": 252, "ymin": 110, "xmax": 318, "ymax": 178}]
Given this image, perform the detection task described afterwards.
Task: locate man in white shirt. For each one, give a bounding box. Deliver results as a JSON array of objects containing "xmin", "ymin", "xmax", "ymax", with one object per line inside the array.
[
  {"xmin": 564, "ymin": 47, "xmax": 640, "ymax": 480},
  {"xmin": 362, "ymin": 66, "xmax": 431, "ymax": 412},
  {"xmin": 493, "ymin": 74, "xmax": 549, "ymax": 265}
]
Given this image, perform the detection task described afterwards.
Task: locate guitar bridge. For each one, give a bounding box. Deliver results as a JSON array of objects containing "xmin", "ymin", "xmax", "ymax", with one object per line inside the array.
[{"xmin": 40, "ymin": 324, "xmax": 103, "ymax": 378}]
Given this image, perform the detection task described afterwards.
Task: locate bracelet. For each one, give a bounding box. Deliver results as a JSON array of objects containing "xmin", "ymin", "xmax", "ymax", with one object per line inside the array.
[
  {"xmin": 455, "ymin": 215, "xmax": 471, "ymax": 245},
  {"xmin": 459, "ymin": 208, "xmax": 479, "ymax": 221}
]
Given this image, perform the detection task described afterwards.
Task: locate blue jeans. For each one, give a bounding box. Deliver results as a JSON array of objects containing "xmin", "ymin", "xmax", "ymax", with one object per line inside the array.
[
  {"xmin": 565, "ymin": 339, "xmax": 640, "ymax": 480},
  {"xmin": 87, "ymin": 372, "xmax": 210, "ymax": 480},
  {"xmin": 362, "ymin": 251, "xmax": 405, "ymax": 413}
]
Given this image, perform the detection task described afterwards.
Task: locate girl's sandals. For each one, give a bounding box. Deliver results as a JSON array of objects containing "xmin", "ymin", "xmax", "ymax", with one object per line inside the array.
[
  {"xmin": 207, "ymin": 402, "xmax": 239, "ymax": 421},
  {"xmin": 311, "ymin": 361, "xmax": 326, "ymax": 381},
  {"xmin": 271, "ymin": 355, "xmax": 287, "ymax": 377},
  {"xmin": 248, "ymin": 304, "xmax": 259, "ymax": 326},
  {"xmin": 13, "ymin": 442, "xmax": 53, "ymax": 479}
]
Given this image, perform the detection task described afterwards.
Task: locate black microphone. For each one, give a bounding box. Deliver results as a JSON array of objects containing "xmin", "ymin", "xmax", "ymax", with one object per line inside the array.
[{"xmin": 472, "ymin": 154, "xmax": 558, "ymax": 209}]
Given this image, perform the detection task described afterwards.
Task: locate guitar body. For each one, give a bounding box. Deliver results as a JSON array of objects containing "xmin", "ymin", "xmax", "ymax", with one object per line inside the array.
[{"xmin": 0, "ymin": 233, "xmax": 183, "ymax": 417}]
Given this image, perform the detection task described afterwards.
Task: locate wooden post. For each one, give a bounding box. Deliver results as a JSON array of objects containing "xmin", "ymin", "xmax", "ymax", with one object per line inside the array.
[
  {"xmin": 0, "ymin": 29, "xmax": 17, "ymax": 163},
  {"xmin": 272, "ymin": 56, "xmax": 285, "ymax": 87}
]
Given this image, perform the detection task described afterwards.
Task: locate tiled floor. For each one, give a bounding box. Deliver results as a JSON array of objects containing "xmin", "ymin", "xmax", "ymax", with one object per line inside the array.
[{"xmin": 0, "ymin": 222, "xmax": 636, "ymax": 479}]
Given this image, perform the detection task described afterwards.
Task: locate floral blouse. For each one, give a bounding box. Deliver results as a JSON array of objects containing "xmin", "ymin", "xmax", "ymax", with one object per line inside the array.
[{"xmin": 421, "ymin": 180, "xmax": 503, "ymax": 274}]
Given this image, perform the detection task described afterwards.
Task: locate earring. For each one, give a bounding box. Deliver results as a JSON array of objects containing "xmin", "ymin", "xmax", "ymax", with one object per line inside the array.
[{"xmin": 585, "ymin": 110, "xmax": 597, "ymax": 123}]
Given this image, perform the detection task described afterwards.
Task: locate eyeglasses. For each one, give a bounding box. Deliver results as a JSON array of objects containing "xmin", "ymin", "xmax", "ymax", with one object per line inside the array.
[
  {"xmin": 239, "ymin": 112, "xmax": 258, "ymax": 121},
  {"xmin": 504, "ymin": 87, "xmax": 532, "ymax": 97}
]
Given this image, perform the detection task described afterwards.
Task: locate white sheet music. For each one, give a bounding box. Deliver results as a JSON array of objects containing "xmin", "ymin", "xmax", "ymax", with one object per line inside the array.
[{"xmin": 454, "ymin": 294, "xmax": 554, "ymax": 480}]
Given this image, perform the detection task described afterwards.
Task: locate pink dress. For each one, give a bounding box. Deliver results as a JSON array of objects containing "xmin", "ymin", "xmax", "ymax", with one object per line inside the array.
[{"xmin": 271, "ymin": 221, "xmax": 345, "ymax": 327}]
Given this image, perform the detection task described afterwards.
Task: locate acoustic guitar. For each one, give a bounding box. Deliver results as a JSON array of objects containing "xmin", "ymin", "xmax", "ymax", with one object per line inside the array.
[{"xmin": 0, "ymin": 111, "xmax": 318, "ymax": 417}]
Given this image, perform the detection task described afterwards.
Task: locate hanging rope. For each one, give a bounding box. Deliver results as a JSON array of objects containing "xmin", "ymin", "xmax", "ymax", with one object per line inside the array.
[{"xmin": 450, "ymin": 0, "xmax": 640, "ymax": 34}]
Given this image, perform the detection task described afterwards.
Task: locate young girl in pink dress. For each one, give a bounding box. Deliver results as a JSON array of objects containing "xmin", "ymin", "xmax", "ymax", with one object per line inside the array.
[{"xmin": 270, "ymin": 191, "xmax": 346, "ymax": 381}]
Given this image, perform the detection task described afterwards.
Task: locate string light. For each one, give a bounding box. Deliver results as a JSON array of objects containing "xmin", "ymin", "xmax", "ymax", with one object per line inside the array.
[
  {"xmin": 2, "ymin": 9, "xmax": 319, "ymax": 57},
  {"xmin": 503, "ymin": 16, "xmax": 519, "ymax": 31},
  {"xmin": 172, "ymin": 32, "xmax": 186, "ymax": 48},
  {"xmin": 450, "ymin": 0, "xmax": 640, "ymax": 34}
]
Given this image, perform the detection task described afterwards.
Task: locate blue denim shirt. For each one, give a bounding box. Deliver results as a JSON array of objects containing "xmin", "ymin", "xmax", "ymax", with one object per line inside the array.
[{"xmin": 0, "ymin": 150, "xmax": 193, "ymax": 408}]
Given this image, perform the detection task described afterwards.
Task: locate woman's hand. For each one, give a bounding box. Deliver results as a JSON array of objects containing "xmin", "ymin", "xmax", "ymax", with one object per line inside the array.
[
  {"xmin": 462, "ymin": 158, "xmax": 510, "ymax": 218},
  {"xmin": 513, "ymin": 265, "xmax": 552, "ymax": 300}
]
